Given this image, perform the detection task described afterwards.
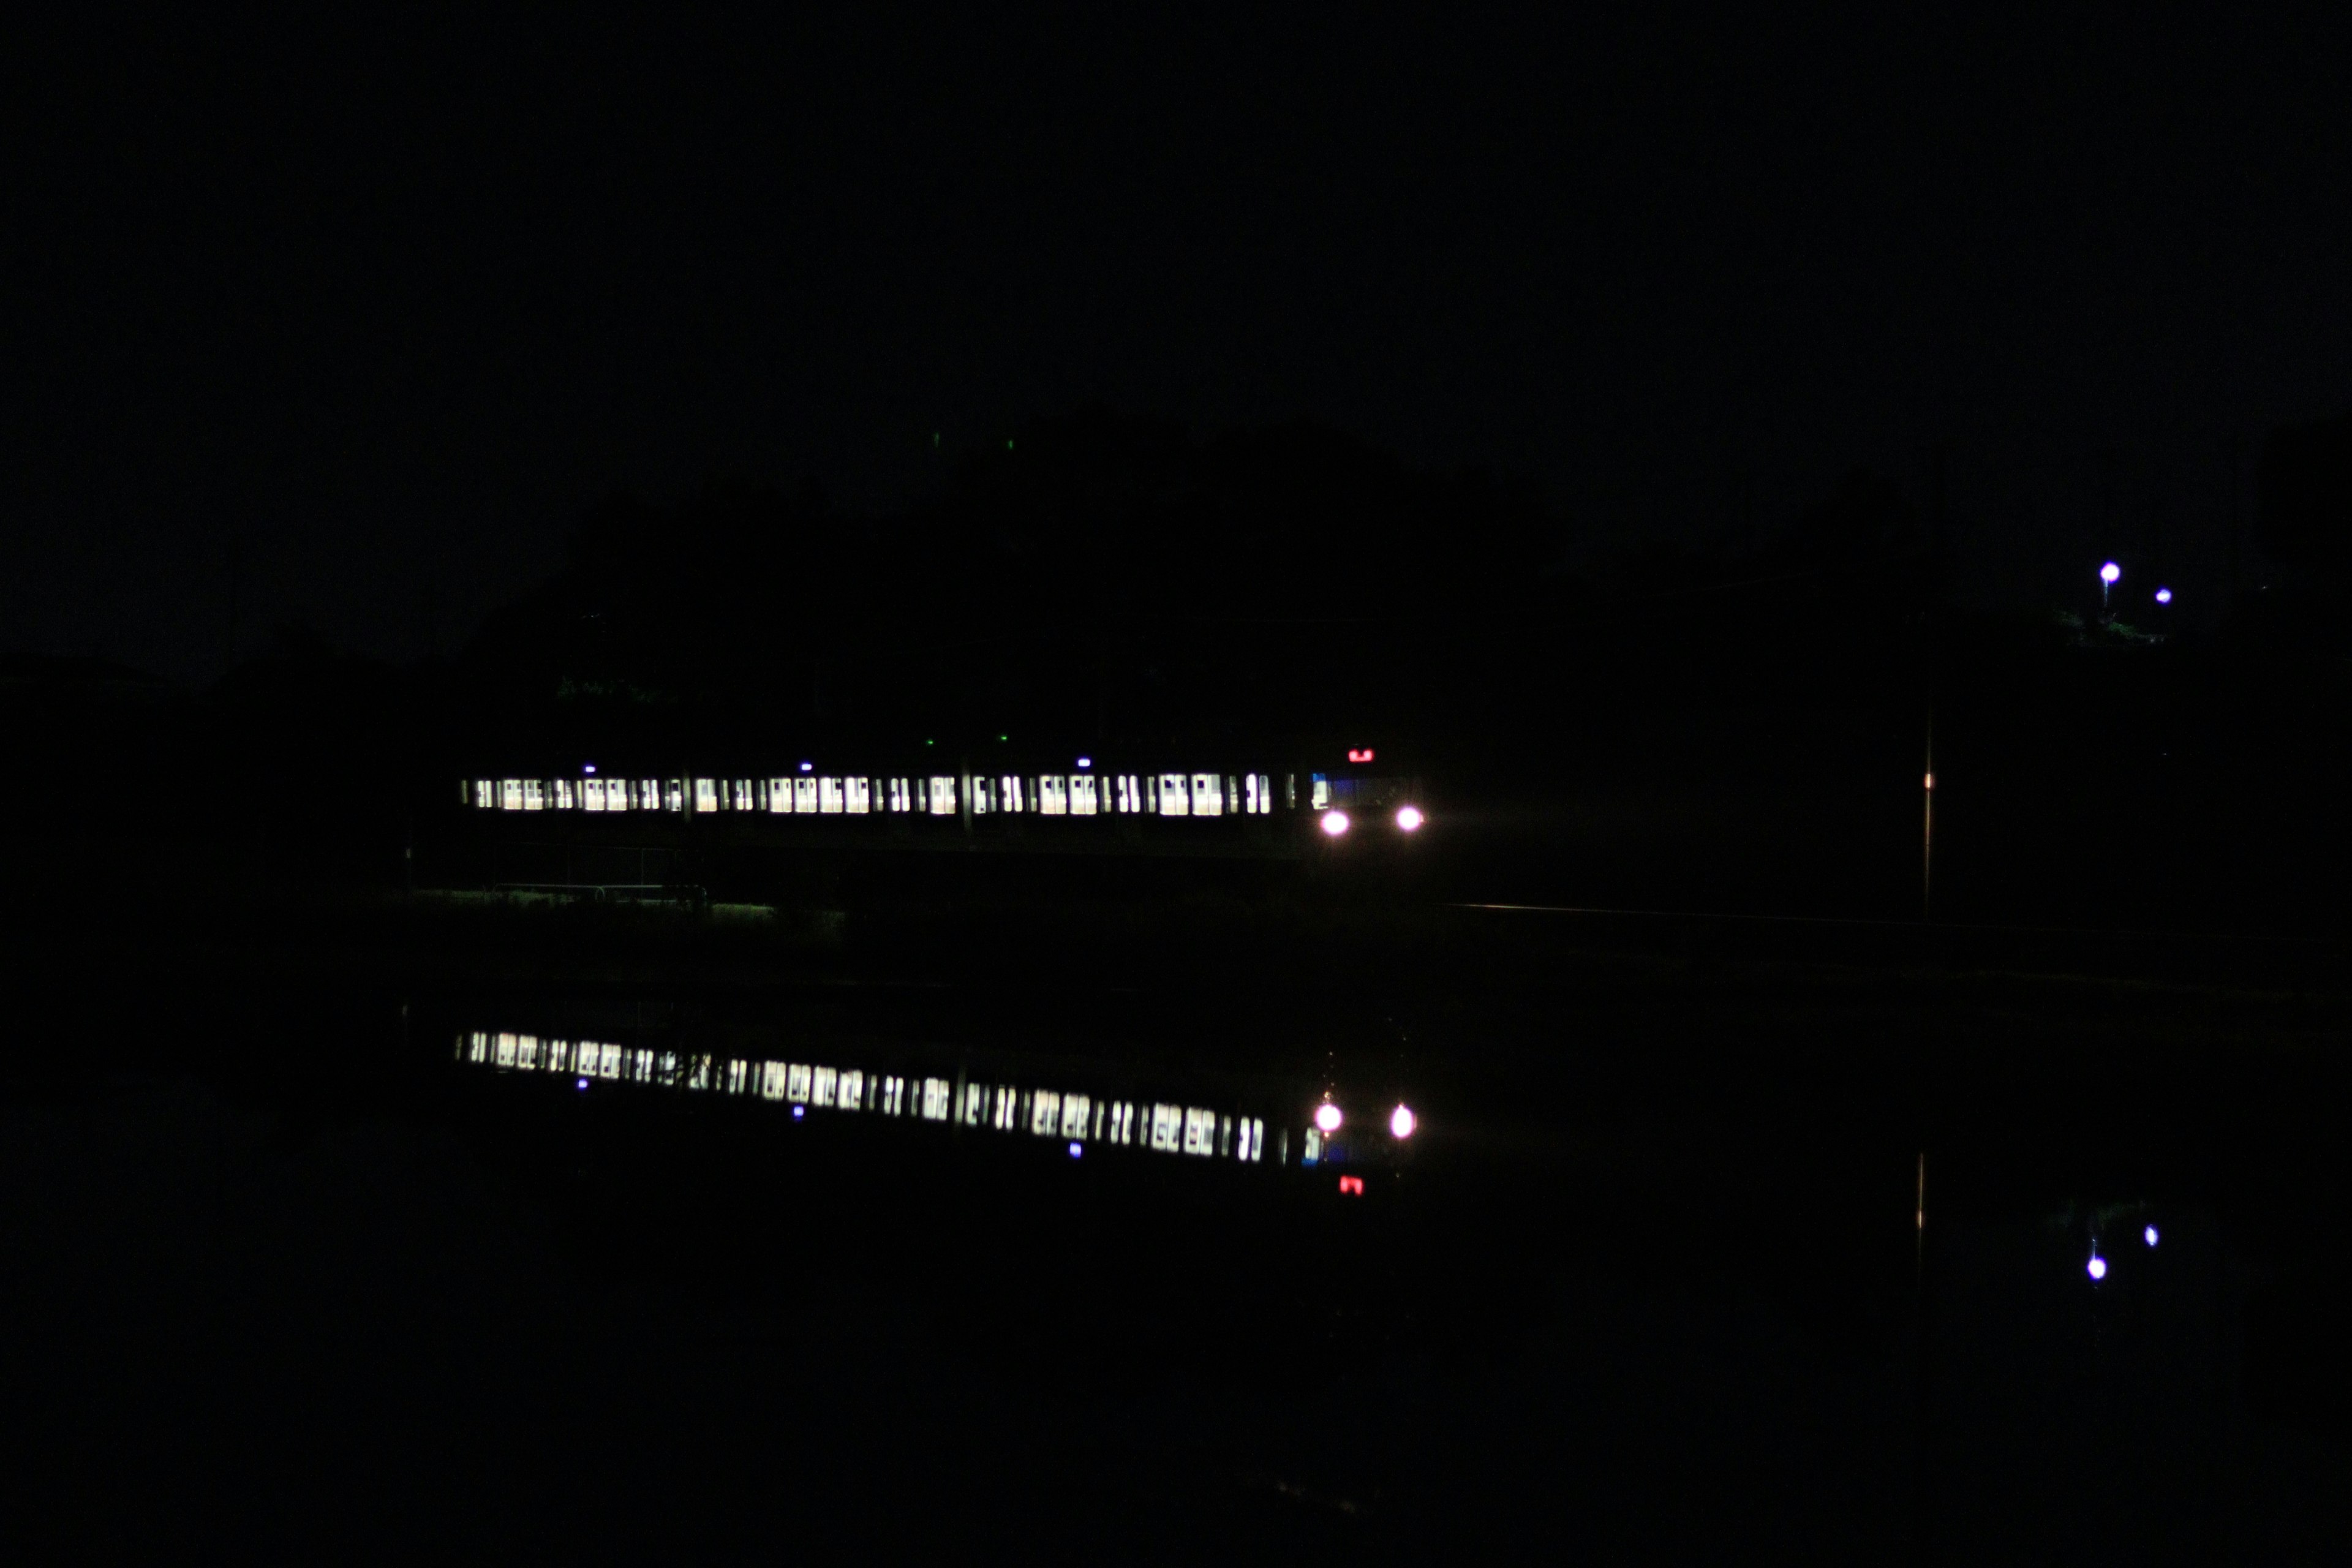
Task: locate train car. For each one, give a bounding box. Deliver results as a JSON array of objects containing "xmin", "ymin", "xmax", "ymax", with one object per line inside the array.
[{"xmin": 453, "ymin": 747, "xmax": 1428, "ymax": 858}]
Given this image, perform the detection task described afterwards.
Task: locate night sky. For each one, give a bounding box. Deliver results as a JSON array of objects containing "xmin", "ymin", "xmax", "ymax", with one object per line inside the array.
[{"xmin": 7, "ymin": 5, "xmax": 2348, "ymax": 680}]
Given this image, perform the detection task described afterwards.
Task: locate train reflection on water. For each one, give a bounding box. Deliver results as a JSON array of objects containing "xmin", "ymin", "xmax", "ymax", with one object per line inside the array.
[{"xmin": 456, "ymin": 1028, "xmax": 1401, "ymax": 1174}]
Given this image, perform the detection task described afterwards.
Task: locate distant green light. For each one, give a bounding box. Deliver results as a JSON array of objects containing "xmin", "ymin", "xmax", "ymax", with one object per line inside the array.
[
  {"xmin": 998, "ymin": 734, "xmax": 1009, "ymax": 742},
  {"xmin": 1005, "ymin": 439, "xmax": 1014, "ymax": 451},
  {"xmin": 932, "ymin": 432, "xmax": 941, "ymax": 448}
]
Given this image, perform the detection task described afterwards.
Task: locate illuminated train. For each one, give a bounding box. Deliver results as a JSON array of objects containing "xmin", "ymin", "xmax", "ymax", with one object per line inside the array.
[
  {"xmin": 458, "ymin": 748, "xmax": 1427, "ymax": 853},
  {"xmin": 455, "ymin": 1025, "xmax": 1414, "ymax": 1178}
]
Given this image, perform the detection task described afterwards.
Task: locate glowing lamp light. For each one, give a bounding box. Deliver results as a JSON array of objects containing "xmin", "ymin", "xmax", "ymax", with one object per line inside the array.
[
  {"xmin": 2144, "ymin": 1224, "xmax": 2159, "ymax": 1247},
  {"xmin": 1068, "ymin": 1142, "xmax": 1083, "ymax": 1158},
  {"xmin": 2155, "ymin": 587, "xmax": 2173, "ymax": 605},
  {"xmin": 1338, "ymin": 1175, "xmax": 1365, "ymax": 1196},
  {"xmin": 1396, "ymin": 805, "xmax": 1424, "ymax": 832},
  {"xmin": 799, "ymin": 761, "xmax": 813, "ymax": 773},
  {"xmin": 576, "ymin": 1077, "xmax": 589, "ymax": 1091},
  {"xmin": 1314, "ymin": 1101, "xmax": 1344, "ymax": 1134},
  {"xmin": 584, "ymin": 764, "xmax": 597, "ymax": 775},
  {"xmin": 2100, "ymin": 562, "xmax": 2122, "ymax": 585},
  {"xmin": 2087, "ymin": 1253, "xmax": 2108, "ymax": 1281},
  {"xmin": 1347, "ymin": 748, "xmax": 1376, "ymax": 763},
  {"xmin": 1076, "ymin": 757, "xmax": 1091, "ymax": 769},
  {"xmin": 1389, "ymin": 1104, "xmax": 1416, "ymax": 1139},
  {"xmin": 1320, "ymin": 810, "xmax": 1351, "ymax": 837},
  {"xmin": 791, "ymin": 1105, "xmax": 804, "ymax": 1120}
]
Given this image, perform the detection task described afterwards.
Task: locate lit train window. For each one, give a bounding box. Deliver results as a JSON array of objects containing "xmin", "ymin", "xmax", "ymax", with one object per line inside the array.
[
  {"xmin": 1039, "ymin": 776, "xmax": 1067, "ymax": 815},
  {"xmin": 725, "ymin": 1059, "xmax": 750, "ymax": 1094},
  {"xmin": 499, "ymin": 780, "xmax": 521, "ymax": 810},
  {"xmin": 594, "ymin": 1042, "xmax": 620, "ymax": 1077},
  {"xmin": 1070, "ymin": 775, "xmax": 1098, "ymax": 815},
  {"xmin": 1191, "ymin": 774, "xmax": 1222, "ymax": 816},
  {"xmin": 517, "ymin": 1035, "xmax": 541, "ymax": 1069},
  {"xmin": 472, "ymin": 780, "xmax": 491, "ymax": 808},
  {"xmin": 921, "ymin": 1078, "xmax": 951, "ymax": 1120},
  {"xmin": 582, "ymin": 778, "xmax": 605, "ymax": 812},
  {"xmin": 630, "ymin": 1049, "xmax": 654, "ymax": 1082},
  {"xmin": 839, "ymin": 1068, "xmax": 864, "ymax": 1109},
  {"xmin": 730, "ymin": 780, "xmax": 749, "ymax": 810},
  {"xmin": 495, "ymin": 1032, "xmax": 518, "ymax": 1066},
  {"xmin": 1159, "ymin": 774, "xmax": 1188, "ymax": 816},
  {"xmin": 881, "ymin": 1075, "xmax": 904, "ymax": 1115},
  {"xmin": 1060, "ymin": 1093, "xmax": 1091, "ymax": 1139},
  {"xmin": 970, "ymin": 777, "xmax": 992, "ymax": 815},
  {"xmin": 1109, "ymin": 1102, "xmax": 1135, "ymax": 1144},
  {"xmin": 846, "ymin": 777, "xmax": 871, "ymax": 813},
  {"xmin": 694, "ymin": 778, "xmax": 718, "ymax": 813},
  {"xmin": 1311, "ymin": 774, "xmax": 1329, "ymax": 810},
  {"xmin": 549, "ymin": 780, "xmax": 568, "ymax": 809},
  {"xmin": 813, "ymin": 1066, "xmax": 838, "ymax": 1107},
  {"xmin": 1240, "ymin": 1117, "xmax": 1264, "ymax": 1161},
  {"xmin": 928, "ymin": 776, "xmax": 957, "ymax": 815},
  {"xmin": 1303, "ymin": 1127, "xmax": 1321, "ymax": 1164},
  {"xmin": 759, "ymin": 1062, "xmax": 786, "ymax": 1099},
  {"xmin": 792, "ymin": 777, "xmax": 815, "ymax": 812},
  {"xmin": 993, "ymin": 1087, "xmax": 1019, "ymax": 1131},
  {"xmin": 765, "ymin": 778, "xmax": 788, "ymax": 812},
  {"xmin": 999, "ymin": 775, "xmax": 1022, "ymax": 812},
  {"xmin": 818, "ymin": 777, "xmax": 843, "ymax": 813},
  {"xmin": 959, "ymin": 1082, "xmax": 986, "ymax": 1125},
  {"xmin": 1182, "ymin": 1107, "xmax": 1216, "ymax": 1156},
  {"xmin": 1030, "ymin": 1090, "xmax": 1061, "ymax": 1136},
  {"xmin": 889, "ymin": 778, "xmax": 913, "ymax": 813},
  {"xmin": 526, "ymin": 780, "xmax": 548, "ymax": 811},
  {"xmin": 466, "ymin": 1031, "xmax": 487, "ymax": 1062},
  {"xmin": 786, "ymin": 1063, "xmax": 812, "ymax": 1102},
  {"xmin": 1149, "ymin": 1104, "xmax": 1182, "ymax": 1152},
  {"xmin": 665, "ymin": 781, "xmax": 684, "ymax": 813},
  {"xmin": 1115, "ymin": 775, "xmax": 1139, "ymax": 813}
]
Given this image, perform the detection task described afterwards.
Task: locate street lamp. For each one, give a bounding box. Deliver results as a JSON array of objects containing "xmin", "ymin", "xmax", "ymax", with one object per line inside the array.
[
  {"xmin": 2099, "ymin": 560, "xmax": 2121, "ymax": 610},
  {"xmin": 2154, "ymin": 587, "xmax": 2173, "ymax": 606}
]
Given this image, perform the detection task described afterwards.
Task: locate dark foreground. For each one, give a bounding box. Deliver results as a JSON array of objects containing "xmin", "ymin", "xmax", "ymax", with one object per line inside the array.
[{"xmin": 7, "ymin": 881, "xmax": 2351, "ymax": 1563}]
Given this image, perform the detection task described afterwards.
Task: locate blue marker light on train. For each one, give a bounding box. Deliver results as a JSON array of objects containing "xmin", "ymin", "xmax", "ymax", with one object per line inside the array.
[
  {"xmin": 1068, "ymin": 1142, "xmax": 1082, "ymax": 1158},
  {"xmin": 799, "ymin": 761, "xmax": 813, "ymax": 772},
  {"xmin": 2144, "ymin": 1225, "xmax": 2159, "ymax": 1247},
  {"xmin": 792, "ymin": 1105, "xmax": 804, "ymax": 1120},
  {"xmin": 576, "ymin": 1077, "xmax": 588, "ymax": 1091},
  {"xmin": 1076, "ymin": 757, "xmax": 1091, "ymax": 769},
  {"xmin": 584, "ymin": 764, "xmax": 597, "ymax": 775}
]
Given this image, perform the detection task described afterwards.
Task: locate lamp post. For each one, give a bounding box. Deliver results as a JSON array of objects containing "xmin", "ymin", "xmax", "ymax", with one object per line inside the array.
[{"xmin": 2098, "ymin": 560, "xmax": 2120, "ymax": 611}]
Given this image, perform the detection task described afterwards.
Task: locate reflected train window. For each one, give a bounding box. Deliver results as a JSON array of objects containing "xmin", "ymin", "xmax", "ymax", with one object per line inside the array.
[
  {"xmin": 1030, "ymin": 1090, "xmax": 1061, "ymax": 1136},
  {"xmin": 1150, "ymin": 1104, "xmax": 1183, "ymax": 1153},
  {"xmin": 1182, "ymin": 1107, "xmax": 1216, "ymax": 1156}
]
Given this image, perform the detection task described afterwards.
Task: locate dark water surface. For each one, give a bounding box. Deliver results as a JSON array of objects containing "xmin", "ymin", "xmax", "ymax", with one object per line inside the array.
[{"xmin": 7, "ymin": 926, "xmax": 2351, "ymax": 1562}]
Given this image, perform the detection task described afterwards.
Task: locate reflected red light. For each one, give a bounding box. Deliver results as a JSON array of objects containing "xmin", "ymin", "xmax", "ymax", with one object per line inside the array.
[
  {"xmin": 1338, "ymin": 1175, "xmax": 1365, "ymax": 1195},
  {"xmin": 1346, "ymin": 748, "xmax": 1375, "ymax": 763}
]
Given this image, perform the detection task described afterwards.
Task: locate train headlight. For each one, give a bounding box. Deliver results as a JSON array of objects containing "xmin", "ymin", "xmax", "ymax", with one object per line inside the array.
[
  {"xmin": 1320, "ymin": 810, "xmax": 1351, "ymax": 837},
  {"xmin": 1314, "ymin": 1101, "xmax": 1343, "ymax": 1133},
  {"xmin": 1395, "ymin": 805, "xmax": 1423, "ymax": 832},
  {"xmin": 1389, "ymin": 1103, "xmax": 1416, "ymax": 1139}
]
